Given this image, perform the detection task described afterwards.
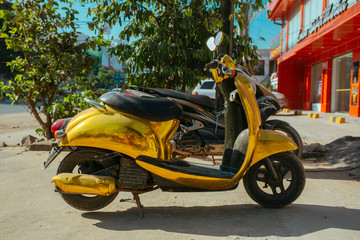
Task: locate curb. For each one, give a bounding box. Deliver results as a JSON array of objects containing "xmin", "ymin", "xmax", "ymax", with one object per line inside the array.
[
  {"xmin": 282, "ymin": 108, "xmax": 290, "ymax": 113},
  {"xmin": 308, "ymin": 113, "xmax": 319, "ymax": 119},
  {"xmin": 29, "ymin": 140, "xmax": 54, "ymax": 151},
  {"xmin": 329, "ymin": 116, "xmax": 345, "ymax": 124},
  {"xmin": 294, "ymin": 110, "xmax": 302, "ymax": 115}
]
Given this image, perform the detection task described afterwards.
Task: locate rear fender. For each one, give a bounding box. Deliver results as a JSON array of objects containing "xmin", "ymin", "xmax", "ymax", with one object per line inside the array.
[{"xmin": 59, "ymin": 107, "xmax": 179, "ymax": 161}]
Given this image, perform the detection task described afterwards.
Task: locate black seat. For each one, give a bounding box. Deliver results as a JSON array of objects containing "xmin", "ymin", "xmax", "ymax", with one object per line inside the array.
[
  {"xmin": 99, "ymin": 92, "xmax": 183, "ymax": 122},
  {"xmin": 130, "ymin": 86, "xmax": 215, "ymax": 110}
]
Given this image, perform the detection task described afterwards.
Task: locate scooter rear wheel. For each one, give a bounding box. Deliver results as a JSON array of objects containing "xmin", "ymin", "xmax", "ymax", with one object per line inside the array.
[
  {"xmin": 243, "ymin": 152, "xmax": 305, "ymax": 208},
  {"xmin": 56, "ymin": 148, "xmax": 119, "ymax": 211}
]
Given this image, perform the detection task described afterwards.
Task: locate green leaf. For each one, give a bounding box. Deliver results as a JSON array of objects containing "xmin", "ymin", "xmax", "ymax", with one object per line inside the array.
[
  {"xmin": 0, "ymin": 33, "xmax": 9, "ymax": 38},
  {"xmin": 35, "ymin": 128, "xmax": 45, "ymax": 137}
]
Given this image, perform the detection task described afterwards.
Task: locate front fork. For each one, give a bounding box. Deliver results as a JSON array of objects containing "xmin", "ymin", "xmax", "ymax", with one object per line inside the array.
[{"xmin": 264, "ymin": 157, "xmax": 278, "ymax": 180}]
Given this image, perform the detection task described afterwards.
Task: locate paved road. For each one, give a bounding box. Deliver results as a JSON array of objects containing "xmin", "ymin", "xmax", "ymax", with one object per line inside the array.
[
  {"xmin": 0, "ymin": 107, "xmax": 360, "ymax": 239},
  {"xmin": 0, "ymin": 148, "xmax": 359, "ymax": 240},
  {"xmin": 0, "ymin": 102, "xmax": 29, "ymax": 115}
]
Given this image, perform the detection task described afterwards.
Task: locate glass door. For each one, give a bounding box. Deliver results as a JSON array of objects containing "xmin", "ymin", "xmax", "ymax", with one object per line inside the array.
[
  {"xmin": 311, "ymin": 62, "xmax": 323, "ymax": 111},
  {"xmin": 331, "ymin": 52, "xmax": 352, "ymax": 113}
]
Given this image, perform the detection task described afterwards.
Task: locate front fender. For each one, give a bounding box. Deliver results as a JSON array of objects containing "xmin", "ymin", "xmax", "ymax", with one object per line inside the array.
[{"xmin": 251, "ymin": 129, "xmax": 297, "ymax": 167}]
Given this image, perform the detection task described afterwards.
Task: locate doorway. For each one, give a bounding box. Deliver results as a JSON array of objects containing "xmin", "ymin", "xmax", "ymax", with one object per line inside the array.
[
  {"xmin": 331, "ymin": 52, "xmax": 352, "ymax": 113},
  {"xmin": 311, "ymin": 62, "xmax": 323, "ymax": 111}
]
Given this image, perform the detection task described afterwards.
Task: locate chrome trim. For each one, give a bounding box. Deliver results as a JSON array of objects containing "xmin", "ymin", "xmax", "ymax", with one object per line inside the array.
[{"xmin": 84, "ymin": 98, "xmax": 106, "ymax": 110}]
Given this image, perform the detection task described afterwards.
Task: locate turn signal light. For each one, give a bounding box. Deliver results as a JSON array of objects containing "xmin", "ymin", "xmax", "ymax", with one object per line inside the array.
[
  {"xmin": 193, "ymin": 91, "xmax": 198, "ymax": 95},
  {"xmin": 54, "ymin": 130, "xmax": 66, "ymax": 139}
]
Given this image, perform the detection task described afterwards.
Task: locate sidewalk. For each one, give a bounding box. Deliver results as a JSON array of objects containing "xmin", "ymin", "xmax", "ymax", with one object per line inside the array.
[{"xmin": 296, "ymin": 110, "xmax": 360, "ymax": 125}]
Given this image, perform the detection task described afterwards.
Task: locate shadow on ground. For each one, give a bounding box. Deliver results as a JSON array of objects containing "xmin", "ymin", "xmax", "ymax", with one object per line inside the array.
[{"xmin": 82, "ymin": 203, "xmax": 360, "ymax": 238}]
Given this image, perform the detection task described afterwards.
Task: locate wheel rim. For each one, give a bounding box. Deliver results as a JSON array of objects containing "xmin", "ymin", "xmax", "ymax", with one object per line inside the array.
[{"xmin": 254, "ymin": 159, "xmax": 295, "ymax": 197}]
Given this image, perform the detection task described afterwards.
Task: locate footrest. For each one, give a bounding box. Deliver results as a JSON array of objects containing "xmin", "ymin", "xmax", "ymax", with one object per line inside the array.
[{"xmin": 136, "ymin": 156, "xmax": 235, "ymax": 179}]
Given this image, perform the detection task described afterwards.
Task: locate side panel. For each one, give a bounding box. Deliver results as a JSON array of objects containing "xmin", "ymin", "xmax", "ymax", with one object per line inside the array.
[{"xmin": 59, "ymin": 107, "xmax": 179, "ymax": 160}]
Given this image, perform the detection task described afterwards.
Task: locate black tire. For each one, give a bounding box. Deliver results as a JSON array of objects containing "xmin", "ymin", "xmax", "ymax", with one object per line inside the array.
[
  {"xmin": 243, "ymin": 152, "xmax": 305, "ymax": 208},
  {"xmin": 56, "ymin": 148, "xmax": 119, "ymax": 211},
  {"xmin": 271, "ymin": 124, "xmax": 303, "ymax": 159}
]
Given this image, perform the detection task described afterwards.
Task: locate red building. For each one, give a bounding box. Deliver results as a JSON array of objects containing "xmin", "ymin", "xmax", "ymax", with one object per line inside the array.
[{"xmin": 267, "ymin": 0, "xmax": 360, "ymax": 117}]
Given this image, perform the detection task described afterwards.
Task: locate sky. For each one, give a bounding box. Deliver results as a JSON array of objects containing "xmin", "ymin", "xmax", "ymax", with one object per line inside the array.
[
  {"xmin": 64, "ymin": 1, "xmax": 281, "ymax": 50},
  {"xmin": 249, "ymin": 11, "xmax": 281, "ymax": 49}
]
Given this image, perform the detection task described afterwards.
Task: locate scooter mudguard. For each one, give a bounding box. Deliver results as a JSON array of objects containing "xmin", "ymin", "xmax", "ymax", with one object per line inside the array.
[
  {"xmin": 251, "ymin": 129, "xmax": 297, "ymax": 166},
  {"xmin": 59, "ymin": 106, "xmax": 179, "ymax": 161}
]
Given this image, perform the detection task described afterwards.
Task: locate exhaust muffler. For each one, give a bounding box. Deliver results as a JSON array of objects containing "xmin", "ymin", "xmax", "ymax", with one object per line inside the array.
[{"xmin": 52, "ymin": 173, "xmax": 116, "ymax": 196}]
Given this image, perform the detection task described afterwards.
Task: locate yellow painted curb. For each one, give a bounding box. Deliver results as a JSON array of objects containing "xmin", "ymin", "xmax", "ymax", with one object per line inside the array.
[
  {"xmin": 283, "ymin": 108, "xmax": 290, "ymax": 113},
  {"xmin": 329, "ymin": 116, "xmax": 345, "ymax": 124},
  {"xmin": 308, "ymin": 113, "xmax": 319, "ymax": 119},
  {"xmin": 294, "ymin": 110, "xmax": 302, "ymax": 115}
]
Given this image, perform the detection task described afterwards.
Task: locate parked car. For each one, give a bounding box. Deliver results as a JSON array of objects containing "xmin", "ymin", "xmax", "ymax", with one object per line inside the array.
[
  {"xmin": 192, "ymin": 79, "xmax": 288, "ymax": 108},
  {"xmin": 111, "ymin": 88, "xmax": 122, "ymax": 92},
  {"xmin": 192, "ymin": 79, "xmax": 216, "ymax": 99}
]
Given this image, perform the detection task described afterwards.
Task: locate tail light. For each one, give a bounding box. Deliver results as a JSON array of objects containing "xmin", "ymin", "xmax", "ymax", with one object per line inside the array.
[
  {"xmin": 125, "ymin": 90, "xmax": 135, "ymax": 96},
  {"xmin": 193, "ymin": 91, "xmax": 198, "ymax": 95},
  {"xmin": 51, "ymin": 119, "xmax": 66, "ymax": 133},
  {"xmin": 51, "ymin": 118, "xmax": 72, "ymax": 133}
]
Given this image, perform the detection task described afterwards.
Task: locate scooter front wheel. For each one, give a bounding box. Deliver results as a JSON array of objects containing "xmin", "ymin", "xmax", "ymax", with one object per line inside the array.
[
  {"xmin": 243, "ymin": 152, "xmax": 305, "ymax": 208},
  {"xmin": 56, "ymin": 148, "xmax": 119, "ymax": 211}
]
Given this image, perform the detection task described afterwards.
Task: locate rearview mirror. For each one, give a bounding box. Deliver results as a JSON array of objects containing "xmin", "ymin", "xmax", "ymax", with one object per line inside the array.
[
  {"xmin": 214, "ymin": 31, "xmax": 223, "ymax": 46},
  {"xmin": 206, "ymin": 31, "xmax": 224, "ymax": 52},
  {"xmin": 206, "ymin": 36, "xmax": 216, "ymax": 52}
]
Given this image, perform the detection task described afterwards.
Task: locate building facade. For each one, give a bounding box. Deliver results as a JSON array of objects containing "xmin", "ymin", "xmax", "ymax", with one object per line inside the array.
[{"xmin": 268, "ymin": 0, "xmax": 360, "ymax": 117}]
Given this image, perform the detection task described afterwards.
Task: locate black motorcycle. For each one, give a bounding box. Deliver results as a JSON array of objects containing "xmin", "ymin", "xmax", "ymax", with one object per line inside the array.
[{"xmin": 124, "ymin": 80, "xmax": 303, "ymax": 161}]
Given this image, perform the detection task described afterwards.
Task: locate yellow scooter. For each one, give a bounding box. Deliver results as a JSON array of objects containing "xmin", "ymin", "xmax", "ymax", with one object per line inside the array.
[{"xmin": 45, "ymin": 32, "xmax": 305, "ymax": 216}]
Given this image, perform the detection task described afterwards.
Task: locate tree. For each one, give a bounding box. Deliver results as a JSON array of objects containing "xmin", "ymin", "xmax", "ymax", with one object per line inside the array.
[
  {"xmin": 88, "ymin": 67, "xmax": 115, "ymax": 89},
  {"xmin": 86, "ymin": 0, "xmax": 222, "ymax": 91},
  {"xmin": 0, "ymin": 0, "xmax": 101, "ymax": 139},
  {"xmin": 86, "ymin": 0, "xmax": 267, "ymax": 157},
  {"xmin": 0, "ymin": 0, "xmax": 21, "ymax": 83}
]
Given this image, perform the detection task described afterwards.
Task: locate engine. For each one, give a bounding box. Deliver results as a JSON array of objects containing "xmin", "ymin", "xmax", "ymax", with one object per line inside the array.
[
  {"xmin": 118, "ymin": 156, "xmax": 150, "ymax": 190},
  {"xmin": 172, "ymin": 126, "xmax": 224, "ymax": 158}
]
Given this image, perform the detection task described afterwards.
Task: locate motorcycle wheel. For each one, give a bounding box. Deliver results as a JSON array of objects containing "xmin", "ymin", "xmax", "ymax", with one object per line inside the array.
[
  {"xmin": 271, "ymin": 124, "xmax": 303, "ymax": 159},
  {"xmin": 243, "ymin": 152, "xmax": 305, "ymax": 208},
  {"xmin": 56, "ymin": 148, "xmax": 119, "ymax": 211}
]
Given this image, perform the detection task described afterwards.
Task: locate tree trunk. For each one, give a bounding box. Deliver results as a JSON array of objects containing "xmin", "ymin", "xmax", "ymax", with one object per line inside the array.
[
  {"xmin": 219, "ymin": 0, "xmax": 233, "ymax": 57},
  {"xmin": 44, "ymin": 122, "xmax": 52, "ymax": 140},
  {"xmin": 218, "ymin": 0, "xmax": 247, "ymax": 169}
]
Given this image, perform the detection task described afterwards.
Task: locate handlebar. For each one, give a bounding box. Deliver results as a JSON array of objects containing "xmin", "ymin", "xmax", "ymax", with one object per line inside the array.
[{"xmin": 204, "ymin": 60, "xmax": 219, "ymax": 71}]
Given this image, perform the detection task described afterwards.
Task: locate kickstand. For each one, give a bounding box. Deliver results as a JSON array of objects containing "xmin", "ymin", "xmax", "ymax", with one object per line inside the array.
[
  {"xmin": 211, "ymin": 156, "xmax": 216, "ymax": 165},
  {"xmin": 132, "ymin": 192, "xmax": 144, "ymax": 218}
]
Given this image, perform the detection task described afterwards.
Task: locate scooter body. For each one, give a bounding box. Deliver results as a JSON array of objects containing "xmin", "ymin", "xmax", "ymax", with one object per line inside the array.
[
  {"xmin": 47, "ymin": 58, "xmax": 296, "ymax": 191},
  {"xmin": 46, "ymin": 32, "xmax": 305, "ymax": 214}
]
